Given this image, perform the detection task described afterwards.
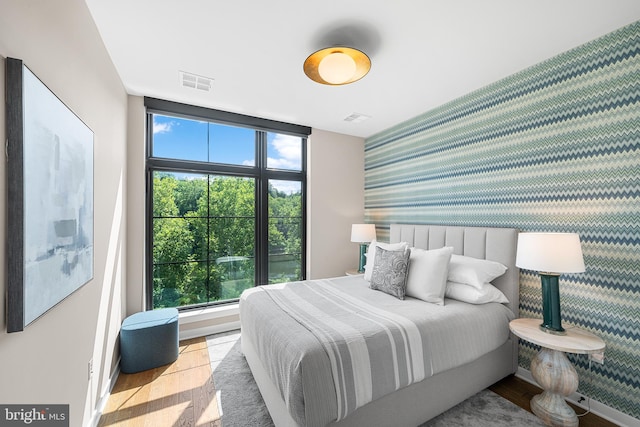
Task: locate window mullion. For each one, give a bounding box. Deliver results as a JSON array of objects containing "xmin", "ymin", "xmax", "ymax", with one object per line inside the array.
[
  {"xmin": 257, "ymin": 131, "xmax": 269, "ymax": 286},
  {"xmin": 206, "ymin": 174, "xmax": 211, "ymax": 303}
]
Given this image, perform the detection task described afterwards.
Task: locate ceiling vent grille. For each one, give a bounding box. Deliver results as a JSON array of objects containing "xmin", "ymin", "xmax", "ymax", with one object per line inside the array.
[
  {"xmin": 343, "ymin": 112, "xmax": 371, "ymax": 123},
  {"xmin": 179, "ymin": 71, "xmax": 213, "ymax": 92}
]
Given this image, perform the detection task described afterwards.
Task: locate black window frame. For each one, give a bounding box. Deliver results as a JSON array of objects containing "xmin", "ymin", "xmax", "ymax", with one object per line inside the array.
[{"xmin": 144, "ymin": 97, "xmax": 311, "ymax": 310}]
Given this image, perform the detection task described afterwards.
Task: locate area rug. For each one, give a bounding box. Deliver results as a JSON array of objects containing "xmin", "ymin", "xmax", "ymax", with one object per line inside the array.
[{"xmin": 207, "ymin": 331, "xmax": 544, "ymax": 427}]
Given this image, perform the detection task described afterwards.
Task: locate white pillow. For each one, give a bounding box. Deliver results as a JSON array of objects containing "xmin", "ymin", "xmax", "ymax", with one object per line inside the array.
[
  {"xmin": 447, "ymin": 254, "xmax": 507, "ymax": 290},
  {"xmin": 364, "ymin": 240, "xmax": 409, "ymax": 281},
  {"xmin": 445, "ymin": 281, "xmax": 509, "ymax": 304},
  {"xmin": 405, "ymin": 246, "xmax": 454, "ymax": 305}
]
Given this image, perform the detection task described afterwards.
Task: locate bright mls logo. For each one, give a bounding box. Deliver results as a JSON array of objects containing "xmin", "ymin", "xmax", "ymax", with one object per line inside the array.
[{"xmin": 0, "ymin": 405, "xmax": 68, "ymax": 426}]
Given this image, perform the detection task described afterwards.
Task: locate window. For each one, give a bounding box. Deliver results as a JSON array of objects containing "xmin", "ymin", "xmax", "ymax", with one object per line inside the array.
[{"xmin": 145, "ymin": 98, "xmax": 310, "ymax": 310}]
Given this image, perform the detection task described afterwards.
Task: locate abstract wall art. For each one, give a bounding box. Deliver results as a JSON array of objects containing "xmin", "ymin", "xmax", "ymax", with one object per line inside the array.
[{"xmin": 6, "ymin": 58, "xmax": 94, "ymax": 332}]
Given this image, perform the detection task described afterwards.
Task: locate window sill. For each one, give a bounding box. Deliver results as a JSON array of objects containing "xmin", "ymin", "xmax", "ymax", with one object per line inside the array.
[
  {"xmin": 178, "ymin": 303, "xmax": 240, "ymax": 340},
  {"xmin": 179, "ymin": 303, "xmax": 239, "ymax": 322}
]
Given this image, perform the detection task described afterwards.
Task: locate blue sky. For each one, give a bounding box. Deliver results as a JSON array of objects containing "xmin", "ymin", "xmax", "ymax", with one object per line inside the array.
[
  {"xmin": 153, "ymin": 115, "xmax": 254, "ymax": 164},
  {"xmin": 152, "ymin": 114, "xmax": 302, "ymax": 193}
]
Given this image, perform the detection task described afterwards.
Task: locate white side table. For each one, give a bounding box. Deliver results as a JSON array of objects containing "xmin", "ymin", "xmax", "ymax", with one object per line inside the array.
[{"xmin": 509, "ymin": 318, "xmax": 605, "ymax": 427}]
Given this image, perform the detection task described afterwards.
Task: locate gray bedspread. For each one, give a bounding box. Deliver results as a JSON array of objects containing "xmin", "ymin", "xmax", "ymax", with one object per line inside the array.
[{"xmin": 239, "ymin": 275, "xmax": 514, "ymax": 427}]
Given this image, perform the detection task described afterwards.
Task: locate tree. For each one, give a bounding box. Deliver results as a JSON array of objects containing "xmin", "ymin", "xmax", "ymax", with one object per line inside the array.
[
  {"xmin": 152, "ymin": 174, "xmax": 199, "ymax": 307},
  {"xmin": 268, "ymin": 184, "xmax": 302, "ymax": 282},
  {"xmin": 152, "ymin": 173, "xmax": 303, "ymax": 306}
]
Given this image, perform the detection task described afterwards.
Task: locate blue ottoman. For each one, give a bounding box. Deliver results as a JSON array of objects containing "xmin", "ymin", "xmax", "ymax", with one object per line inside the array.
[{"xmin": 120, "ymin": 308, "xmax": 179, "ymax": 374}]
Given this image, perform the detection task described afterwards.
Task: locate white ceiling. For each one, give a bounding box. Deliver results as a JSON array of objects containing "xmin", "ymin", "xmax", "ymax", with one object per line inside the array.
[{"xmin": 85, "ymin": 1, "xmax": 640, "ymax": 138}]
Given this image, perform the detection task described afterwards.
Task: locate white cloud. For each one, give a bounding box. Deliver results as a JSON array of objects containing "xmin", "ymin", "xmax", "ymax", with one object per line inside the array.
[
  {"xmin": 271, "ymin": 180, "xmax": 301, "ymax": 195},
  {"xmin": 153, "ymin": 121, "xmax": 173, "ymax": 134},
  {"xmin": 268, "ymin": 134, "xmax": 301, "ymax": 169}
]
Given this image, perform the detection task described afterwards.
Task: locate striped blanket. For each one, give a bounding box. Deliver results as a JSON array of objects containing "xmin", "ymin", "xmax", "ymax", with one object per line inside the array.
[
  {"xmin": 264, "ymin": 280, "xmax": 426, "ymax": 420},
  {"xmin": 239, "ymin": 275, "xmax": 513, "ymax": 427}
]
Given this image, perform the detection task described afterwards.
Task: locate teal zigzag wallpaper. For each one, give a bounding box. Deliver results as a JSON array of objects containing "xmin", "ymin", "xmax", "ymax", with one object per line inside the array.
[{"xmin": 364, "ymin": 21, "xmax": 639, "ymax": 418}]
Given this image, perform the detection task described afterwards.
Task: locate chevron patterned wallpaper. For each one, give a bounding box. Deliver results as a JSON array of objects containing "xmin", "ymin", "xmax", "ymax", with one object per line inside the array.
[{"xmin": 364, "ymin": 21, "xmax": 639, "ymax": 419}]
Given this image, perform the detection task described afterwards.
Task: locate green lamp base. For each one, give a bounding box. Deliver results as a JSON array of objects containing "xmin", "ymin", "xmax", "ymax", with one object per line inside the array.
[
  {"xmin": 539, "ymin": 273, "xmax": 566, "ymax": 335},
  {"xmin": 358, "ymin": 243, "xmax": 368, "ymax": 273}
]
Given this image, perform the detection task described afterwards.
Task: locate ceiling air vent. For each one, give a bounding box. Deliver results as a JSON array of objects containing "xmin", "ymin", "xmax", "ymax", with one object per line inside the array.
[
  {"xmin": 179, "ymin": 71, "xmax": 213, "ymax": 92},
  {"xmin": 343, "ymin": 112, "xmax": 371, "ymax": 123}
]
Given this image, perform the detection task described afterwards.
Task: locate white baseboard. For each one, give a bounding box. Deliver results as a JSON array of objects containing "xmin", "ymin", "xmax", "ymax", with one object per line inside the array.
[
  {"xmin": 88, "ymin": 362, "xmax": 121, "ymax": 427},
  {"xmin": 516, "ymin": 367, "xmax": 640, "ymax": 427}
]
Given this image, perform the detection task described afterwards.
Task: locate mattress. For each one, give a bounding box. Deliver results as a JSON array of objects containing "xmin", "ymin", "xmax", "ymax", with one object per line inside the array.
[{"xmin": 239, "ymin": 274, "xmax": 515, "ymax": 427}]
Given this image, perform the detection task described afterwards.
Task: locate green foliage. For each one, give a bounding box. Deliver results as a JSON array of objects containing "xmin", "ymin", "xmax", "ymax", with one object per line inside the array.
[
  {"xmin": 152, "ymin": 173, "xmax": 302, "ymax": 309},
  {"xmin": 152, "ymin": 176, "xmax": 198, "ymax": 306}
]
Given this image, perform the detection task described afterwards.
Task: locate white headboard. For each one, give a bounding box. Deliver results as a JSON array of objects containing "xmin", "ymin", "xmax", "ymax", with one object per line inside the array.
[{"xmin": 389, "ymin": 224, "xmax": 519, "ymax": 317}]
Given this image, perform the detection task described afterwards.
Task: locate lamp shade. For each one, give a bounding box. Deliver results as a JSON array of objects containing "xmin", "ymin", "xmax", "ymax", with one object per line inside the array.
[
  {"xmin": 515, "ymin": 233, "xmax": 585, "ymax": 274},
  {"xmin": 351, "ymin": 224, "xmax": 376, "ymax": 243}
]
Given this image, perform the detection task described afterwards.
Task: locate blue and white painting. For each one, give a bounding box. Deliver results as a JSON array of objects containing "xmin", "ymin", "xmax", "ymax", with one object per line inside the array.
[{"xmin": 22, "ymin": 65, "xmax": 93, "ymax": 327}]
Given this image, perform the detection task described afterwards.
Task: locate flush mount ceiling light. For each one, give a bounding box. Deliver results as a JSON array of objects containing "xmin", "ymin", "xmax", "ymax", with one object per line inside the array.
[{"xmin": 303, "ymin": 46, "xmax": 370, "ymax": 85}]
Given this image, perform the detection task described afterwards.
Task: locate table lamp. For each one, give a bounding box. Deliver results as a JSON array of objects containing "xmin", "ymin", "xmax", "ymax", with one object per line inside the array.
[
  {"xmin": 515, "ymin": 232, "xmax": 585, "ymax": 335},
  {"xmin": 351, "ymin": 224, "xmax": 376, "ymax": 273}
]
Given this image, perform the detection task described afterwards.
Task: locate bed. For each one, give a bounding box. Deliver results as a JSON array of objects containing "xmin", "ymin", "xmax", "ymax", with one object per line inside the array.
[{"xmin": 239, "ymin": 224, "xmax": 519, "ymax": 427}]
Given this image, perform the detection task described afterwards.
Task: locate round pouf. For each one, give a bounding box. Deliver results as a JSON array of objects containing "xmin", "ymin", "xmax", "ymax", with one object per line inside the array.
[{"xmin": 120, "ymin": 308, "xmax": 179, "ymax": 374}]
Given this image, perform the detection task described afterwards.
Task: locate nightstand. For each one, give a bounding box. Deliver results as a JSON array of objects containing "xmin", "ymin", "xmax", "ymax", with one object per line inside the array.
[
  {"xmin": 509, "ymin": 318, "xmax": 605, "ymax": 427},
  {"xmin": 345, "ymin": 269, "xmax": 363, "ymax": 276}
]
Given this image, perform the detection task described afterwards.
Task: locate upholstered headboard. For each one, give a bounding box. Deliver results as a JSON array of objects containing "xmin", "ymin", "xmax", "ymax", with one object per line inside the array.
[{"xmin": 389, "ymin": 224, "xmax": 519, "ymax": 317}]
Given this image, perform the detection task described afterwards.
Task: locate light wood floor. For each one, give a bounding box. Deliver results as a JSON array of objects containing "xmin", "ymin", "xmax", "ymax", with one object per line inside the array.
[
  {"xmin": 99, "ymin": 336, "xmax": 618, "ymax": 427},
  {"xmin": 98, "ymin": 337, "xmax": 220, "ymax": 427}
]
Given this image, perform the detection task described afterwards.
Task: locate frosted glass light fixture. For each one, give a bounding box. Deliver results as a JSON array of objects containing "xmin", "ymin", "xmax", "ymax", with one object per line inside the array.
[
  {"xmin": 516, "ymin": 232, "xmax": 585, "ymax": 335},
  {"xmin": 304, "ymin": 47, "xmax": 370, "ymax": 85},
  {"xmin": 351, "ymin": 224, "xmax": 376, "ymax": 273}
]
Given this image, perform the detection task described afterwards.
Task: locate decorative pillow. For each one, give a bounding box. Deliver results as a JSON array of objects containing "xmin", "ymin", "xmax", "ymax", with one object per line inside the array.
[
  {"xmin": 405, "ymin": 246, "xmax": 454, "ymax": 305},
  {"xmin": 445, "ymin": 281, "xmax": 509, "ymax": 304},
  {"xmin": 447, "ymin": 254, "xmax": 508, "ymax": 290},
  {"xmin": 364, "ymin": 239, "xmax": 409, "ymax": 281},
  {"xmin": 369, "ymin": 246, "xmax": 411, "ymax": 300}
]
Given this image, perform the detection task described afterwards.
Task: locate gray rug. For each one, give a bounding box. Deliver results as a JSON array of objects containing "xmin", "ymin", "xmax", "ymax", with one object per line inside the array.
[{"xmin": 207, "ymin": 331, "xmax": 544, "ymax": 427}]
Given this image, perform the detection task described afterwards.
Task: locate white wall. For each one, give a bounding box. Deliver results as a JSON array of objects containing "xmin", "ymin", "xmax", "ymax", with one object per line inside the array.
[
  {"xmin": 0, "ymin": 1, "xmax": 128, "ymax": 426},
  {"xmin": 308, "ymin": 129, "xmax": 366, "ymax": 279},
  {"xmin": 126, "ymin": 95, "xmax": 146, "ymax": 315}
]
